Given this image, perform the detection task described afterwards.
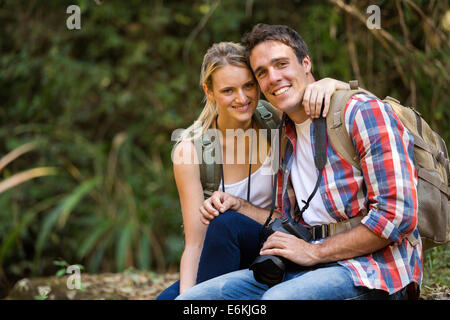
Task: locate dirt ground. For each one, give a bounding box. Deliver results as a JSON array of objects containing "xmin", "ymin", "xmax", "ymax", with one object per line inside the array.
[{"xmin": 3, "ymin": 270, "xmax": 449, "ymax": 300}]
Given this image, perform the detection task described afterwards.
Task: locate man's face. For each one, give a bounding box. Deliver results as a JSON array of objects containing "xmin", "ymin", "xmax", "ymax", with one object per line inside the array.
[{"xmin": 249, "ymin": 40, "xmax": 312, "ymax": 116}]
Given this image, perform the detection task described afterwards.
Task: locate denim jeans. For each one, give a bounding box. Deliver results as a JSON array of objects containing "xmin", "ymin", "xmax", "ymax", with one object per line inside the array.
[
  {"xmin": 175, "ymin": 262, "xmax": 407, "ymax": 300},
  {"xmin": 156, "ymin": 211, "xmax": 264, "ymax": 300}
]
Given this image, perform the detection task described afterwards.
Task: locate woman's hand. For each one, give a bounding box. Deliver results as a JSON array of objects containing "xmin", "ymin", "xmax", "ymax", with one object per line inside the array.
[
  {"xmin": 199, "ymin": 191, "xmax": 242, "ymax": 225},
  {"xmin": 302, "ymin": 78, "xmax": 350, "ymax": 118}
]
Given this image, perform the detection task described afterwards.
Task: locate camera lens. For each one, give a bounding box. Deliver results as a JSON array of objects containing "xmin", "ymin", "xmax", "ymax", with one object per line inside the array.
[{"xmin": 249, "ymin": 255, "xmax": 286, "ymax": 287}]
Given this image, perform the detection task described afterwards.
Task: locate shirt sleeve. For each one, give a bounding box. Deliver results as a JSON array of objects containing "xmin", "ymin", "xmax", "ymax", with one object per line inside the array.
[{"xmin": 345, "ymin": 96, "xmax": 418, "ymax": 243}]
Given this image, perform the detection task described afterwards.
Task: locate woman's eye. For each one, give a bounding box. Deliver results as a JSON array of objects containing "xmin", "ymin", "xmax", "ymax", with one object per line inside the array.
[{"xmin": 244, "ymin": 82, "xmax": 255, "ymax": 89}]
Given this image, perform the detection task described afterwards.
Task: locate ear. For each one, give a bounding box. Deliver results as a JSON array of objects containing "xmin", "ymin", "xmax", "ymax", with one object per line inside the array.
[
  {"xmin": 202, "ymin": 83, "xmax": 214, "ymax": 102},
  {"xmin": 301, "ymin": 55, "xmax": 312, "ymax": 74}
]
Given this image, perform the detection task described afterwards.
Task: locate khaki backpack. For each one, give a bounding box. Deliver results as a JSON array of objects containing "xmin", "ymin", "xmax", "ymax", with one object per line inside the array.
[
  {"xmin": 327, "ymin": 82, "xmax": 450, "ymax": 250},
  {"xmin": 195, "ymin": 100, "xmax": 281, "ymax": 199}
]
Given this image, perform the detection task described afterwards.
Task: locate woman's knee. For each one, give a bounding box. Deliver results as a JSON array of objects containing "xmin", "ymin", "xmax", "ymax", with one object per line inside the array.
[{"xmin": 207, "ymin": 211, "xmax": 243, "ymax": 235}]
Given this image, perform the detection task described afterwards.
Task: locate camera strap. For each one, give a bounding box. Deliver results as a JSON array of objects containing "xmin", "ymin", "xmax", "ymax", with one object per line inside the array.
[
  {"xmin": 216, "ymin": 116, "xmax": 254, "ymax": 202},
  {"xmin": 260, "ymin": 106, "xmax": 328, "ymax": 244},
  {"xmin": 259, "ymin": 113, "xmax": 285, "ymax": 244},
  {"xmin": 296, "ymin": 115, "xmax": 327, "ymax": 219}
]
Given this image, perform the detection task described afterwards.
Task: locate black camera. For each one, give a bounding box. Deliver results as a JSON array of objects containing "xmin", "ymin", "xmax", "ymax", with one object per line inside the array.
[{"xmin": 249, "ymin": 216, "xmax": 312, "ymax": 287}]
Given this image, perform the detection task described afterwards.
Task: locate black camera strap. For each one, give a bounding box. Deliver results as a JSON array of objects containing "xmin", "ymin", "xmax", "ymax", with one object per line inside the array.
[
  {"xmin": 296, "ymin": 115, "xmax": 327, "ymax": 219},
  {"xmin": 260, "ymin": 106, "xmax": 327, "ymax": 244},
  {"xmin": 216, "ymin": 116, "xmax": 253, "ymax": 202},
  {"xmin": 259, "ymin": 113, "xmax": 285, "ymax": 244}
]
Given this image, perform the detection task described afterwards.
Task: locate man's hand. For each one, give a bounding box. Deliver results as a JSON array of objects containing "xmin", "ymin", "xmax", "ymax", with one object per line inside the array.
[
  {"xmin": 259, "ymin": 231, "xmax": 320, "ymax": 267},
  {"xmin": 199, "ymin": 191, "xmax": 243, "ymax": 225}
]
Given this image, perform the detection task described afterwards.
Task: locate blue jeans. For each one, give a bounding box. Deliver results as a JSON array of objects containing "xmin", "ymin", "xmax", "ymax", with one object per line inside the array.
[
  {"xmin": 175, "ymin": 261, "xmax": 407, "ymax": 300},
  {"xmin": 156, "ymin": 211, "xmax": 264, "ymax": 300}
]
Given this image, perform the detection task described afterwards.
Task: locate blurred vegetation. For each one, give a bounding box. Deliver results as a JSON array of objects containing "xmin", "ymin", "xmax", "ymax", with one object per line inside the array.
[{"xmin": 0, "ymin": 0, "xmax": 449, "ymax": 297}]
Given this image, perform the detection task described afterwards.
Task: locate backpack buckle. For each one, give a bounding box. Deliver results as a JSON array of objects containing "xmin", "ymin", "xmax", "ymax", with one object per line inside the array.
[
  {"xmin": 261, "ymin": 112, "xmax": 273, "ymax": 120},
  {"xmin": 259, "ymin": 109, "xmax": 273, "ymax": 120}
]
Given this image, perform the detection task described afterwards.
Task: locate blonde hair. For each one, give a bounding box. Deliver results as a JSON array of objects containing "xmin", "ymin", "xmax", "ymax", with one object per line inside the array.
[{"xmin": 178, "ymin": 42, "xmax": 250, "ymax": 142}]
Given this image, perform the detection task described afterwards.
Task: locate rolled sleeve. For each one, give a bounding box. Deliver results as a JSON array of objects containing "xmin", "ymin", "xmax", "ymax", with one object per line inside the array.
[
  {"xmin": 346, "ymin": 97, "xmax": 418, "ymax": 243},
  {"xmin": 361, "ymin": 210, "xmax": 402, "ymax": 242}
]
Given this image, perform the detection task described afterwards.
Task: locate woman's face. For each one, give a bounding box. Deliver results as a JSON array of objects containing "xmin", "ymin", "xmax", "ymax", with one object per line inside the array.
[{"xmin": 205, "ymin": 65, "xmax": 259, "ymax": 126}]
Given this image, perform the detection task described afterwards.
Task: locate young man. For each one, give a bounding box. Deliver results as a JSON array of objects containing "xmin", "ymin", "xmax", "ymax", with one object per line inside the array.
[{"xmin": 176, "ymin": 24, "xmax": 422, "ymax": 300}]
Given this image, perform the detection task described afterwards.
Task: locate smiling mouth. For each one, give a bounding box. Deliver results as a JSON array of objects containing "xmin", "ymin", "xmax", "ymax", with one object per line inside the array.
[
  {"xmin": 232, "ymin": 103, "xmax": 251, "ymax": 111},
  {"xmin": 273, "ymin": 86, "xmax": 290, "ymax": 96}
]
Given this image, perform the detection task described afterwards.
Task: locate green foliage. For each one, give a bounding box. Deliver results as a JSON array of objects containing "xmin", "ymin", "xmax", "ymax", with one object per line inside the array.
[
  {"xmin": 0, "ymin": 0, "xmax": 448, "ymax": 291},
  {"xmin": 423, "ymin": 244, "xmax": 450, "ymax": 287},
  {"xmin": 53, "ymin": 259, "xmax": 84, "ymax": 277}
]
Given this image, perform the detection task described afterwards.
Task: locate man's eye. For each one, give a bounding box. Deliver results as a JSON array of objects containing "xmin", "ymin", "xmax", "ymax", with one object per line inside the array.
[{"xmin": 257, "ymin": 70, "xmax": 266, "ymax": 78}]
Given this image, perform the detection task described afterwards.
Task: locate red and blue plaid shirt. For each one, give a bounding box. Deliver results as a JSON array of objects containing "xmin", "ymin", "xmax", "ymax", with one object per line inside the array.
[{"xmin": 276, "ymin": 93, "xmax": 422, "ymax": 294}]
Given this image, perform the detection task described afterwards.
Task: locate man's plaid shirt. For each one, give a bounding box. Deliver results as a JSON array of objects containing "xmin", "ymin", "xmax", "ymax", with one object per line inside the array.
[{"xmin": 275, "ymin": 93, "xmax": 422, "ymax": 294}]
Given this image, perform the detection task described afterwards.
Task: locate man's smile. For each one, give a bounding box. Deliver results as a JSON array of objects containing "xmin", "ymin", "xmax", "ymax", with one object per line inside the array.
[{"xmin": 273, "ymin": 85, "xmax": 291, "ymax": 97}]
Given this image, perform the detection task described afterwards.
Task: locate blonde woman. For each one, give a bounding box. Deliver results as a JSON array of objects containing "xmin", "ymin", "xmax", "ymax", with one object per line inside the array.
[{"xmin": 157, "ymin": 42, "xmax": 351, "ymax": 299}]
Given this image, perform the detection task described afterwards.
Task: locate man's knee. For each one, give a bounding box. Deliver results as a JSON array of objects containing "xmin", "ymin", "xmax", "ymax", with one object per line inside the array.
[{"xmin": 261, "ymin": 287, "xmax": 290, "ymax": 300}]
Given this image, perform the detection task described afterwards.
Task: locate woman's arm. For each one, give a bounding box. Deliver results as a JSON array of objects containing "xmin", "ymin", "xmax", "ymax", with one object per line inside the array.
[
  {"xmin": 302, "ymin": 78, "xmax": 354, "ymax": 118},
  {"xmin": 173, "ymin": 140, "xmax": 208, "ymax": 294}
]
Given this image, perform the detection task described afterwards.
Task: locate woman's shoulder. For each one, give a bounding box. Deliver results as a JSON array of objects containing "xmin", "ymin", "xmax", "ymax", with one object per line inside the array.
[{"xmin": 172, "ymin": 139, "xmax": 201, "ymax": 169}]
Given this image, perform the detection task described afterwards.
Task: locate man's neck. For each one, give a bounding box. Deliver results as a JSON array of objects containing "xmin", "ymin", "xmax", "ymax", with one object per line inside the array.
[{"xmin": 287, "ymin": 108, "xmax": 309, "ymax": 125}]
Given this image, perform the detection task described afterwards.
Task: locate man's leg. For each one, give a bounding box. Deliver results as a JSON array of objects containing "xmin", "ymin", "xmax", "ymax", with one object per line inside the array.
[
  {"xmin": 261, "ymin": 263, "xmax": 406, "ymax": 300},
  {"xmin": 176, "ymin": 269, "xmax": 270, "ymax": 300}
]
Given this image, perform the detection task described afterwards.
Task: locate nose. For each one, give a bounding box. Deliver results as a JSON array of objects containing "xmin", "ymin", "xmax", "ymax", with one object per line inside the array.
[
  {"xmin": 267, "ymin": 68, "xmax": 282, "ymax": 85},
  {"xmin": 235, "ymin": 89, "xmax": 249, "ymax": 105}
]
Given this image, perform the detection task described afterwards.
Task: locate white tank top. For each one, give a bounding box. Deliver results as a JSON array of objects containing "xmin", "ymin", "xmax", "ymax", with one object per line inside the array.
[{"xmin": 219, "ymin": 153, "xmax": 274, "ymax": 209}]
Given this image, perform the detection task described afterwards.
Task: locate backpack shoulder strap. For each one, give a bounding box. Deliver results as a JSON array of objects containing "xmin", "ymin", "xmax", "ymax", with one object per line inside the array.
[
  {"xmin": 253, "ymin": 100, "xmax": 281, "ymax": 144},
  {"xmin": 326, "ymin": 84, "xmax": 376, "ymax": 171},
  {"xmin": 193, "ymin": 130, "xmax": 222, "ymax": 199}
]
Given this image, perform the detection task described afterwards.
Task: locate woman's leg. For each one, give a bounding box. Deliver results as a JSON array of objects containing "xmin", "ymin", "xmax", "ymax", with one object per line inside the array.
[
  {"xmin": 155, "ymin": 280, "xmax": 180, "ymax": 300},
  {"xmin": 161, "ymin": 210, "xmax": 263, "ymax": 300},
  {"xmin": 196, "ymin": 210, "xmax": 264, "ymax": 283}
]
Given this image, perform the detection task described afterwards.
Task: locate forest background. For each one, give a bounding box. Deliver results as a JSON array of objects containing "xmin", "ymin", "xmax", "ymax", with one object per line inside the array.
[{"xmin": 0, "ymin": 0, "xmax": 449, "ymax": 299}]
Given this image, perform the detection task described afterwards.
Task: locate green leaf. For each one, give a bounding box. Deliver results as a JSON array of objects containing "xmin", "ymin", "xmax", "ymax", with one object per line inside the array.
[
  {"xmin": 137, "ymin": 231, "xmax": 150, "ymax": 270},
  {"xmin": 0, "ymin": 196, "xmax": 60, "ymax": 265},
  {"xmin": 35, "ymin": 178, "xmax": 101, "ymax": 259},
  {"xmin": 77, "ymin": 218, "xmax": 113, "ymax": 258},
  {"xmin": 115, "ymin": 221, "xmax": 134, "ymax": 271},
  {"xmin": 53, "ymin": 260, "xmax": 68, "ymax": 267},
  {"xmin": 55, "ymin": 269, "xmax": 66, "ymax": 277},
  {"xmin": 57, "ymin": 177, "xmax": 102, "ymax": 228}
]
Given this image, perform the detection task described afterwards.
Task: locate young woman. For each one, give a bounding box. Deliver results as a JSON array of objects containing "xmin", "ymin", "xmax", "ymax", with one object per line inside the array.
[{"xmin": 157, "ymin": 42, "xmax": 351, "ymax": 299}]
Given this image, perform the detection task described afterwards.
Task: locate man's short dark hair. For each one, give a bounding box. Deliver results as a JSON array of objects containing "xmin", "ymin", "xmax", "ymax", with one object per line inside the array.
[{"xmin": 241, "ymin": 23, "xmax": 310, "ymax": 64}]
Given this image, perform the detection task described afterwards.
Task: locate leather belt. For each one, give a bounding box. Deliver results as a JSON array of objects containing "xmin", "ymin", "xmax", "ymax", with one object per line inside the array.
[{"xmin": 309, "ymin": 216, "xmax": 364, "ymax": 240}]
